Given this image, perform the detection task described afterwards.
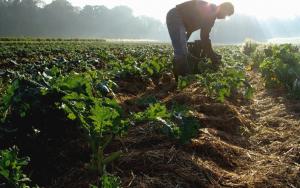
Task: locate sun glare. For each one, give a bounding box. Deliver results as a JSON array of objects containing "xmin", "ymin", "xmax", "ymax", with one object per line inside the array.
[
  {"xmin": 42, "ymin": 0, "xmax": 300, "ymax": 22},
  {"xmin": 230, "ymin": 0, "xmax": 299, "ymax": 20}
]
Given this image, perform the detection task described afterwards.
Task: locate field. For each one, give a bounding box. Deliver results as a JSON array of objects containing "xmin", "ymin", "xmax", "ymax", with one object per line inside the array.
[{"xmin": 0, "ymin": 39, "xmax": 299, "ymax": 188}]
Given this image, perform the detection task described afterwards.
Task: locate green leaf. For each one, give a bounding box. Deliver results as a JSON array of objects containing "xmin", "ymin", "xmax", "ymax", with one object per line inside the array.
[
  {"xmin": 2, "ymin": 79, "xmax": 20, "ymax": 108},
  {"xmin": 101, "ymin": 174, "xmax": 121, "ymax": 188},
  {"xmin": 5, "ymin": 160, "xmax": 10, "ymax": 167},
  {"xmin": 67, "ymin": 113, "xmax": 76, "ymax": 120},
  {"xmin": 0, "ymin": 169, "xmax": 9, "ymax": 178},
  {"xmin": 179, "ymin": 117, "xmax": 201, "ymax": 144},
  {"xmin": 0, "ymin": 146, "xmax": 31, "ymax": 187},
  {"xmin": 89, "ymin": 102, "xmax": 120, "ymax": 134},
  {"xmin": 145, "ymin": 103, "xmax": 171, "ymax": 120}
]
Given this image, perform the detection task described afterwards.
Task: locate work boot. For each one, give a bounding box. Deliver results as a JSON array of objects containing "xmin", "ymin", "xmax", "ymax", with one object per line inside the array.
[{"xmin": 173, "ymin": 56, "xmax": 190, "ymax": 82}]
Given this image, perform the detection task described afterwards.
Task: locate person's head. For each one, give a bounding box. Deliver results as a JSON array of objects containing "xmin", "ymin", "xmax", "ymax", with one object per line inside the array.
[{"xmin": 216, "ymin": 2, "xmax": 234, "ymax": 19}]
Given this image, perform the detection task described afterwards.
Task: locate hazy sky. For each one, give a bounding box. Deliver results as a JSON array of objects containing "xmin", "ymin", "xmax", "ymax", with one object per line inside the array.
[{"xmin": 44, "ymin": 0, "xmax": 300, "ymax": 22}]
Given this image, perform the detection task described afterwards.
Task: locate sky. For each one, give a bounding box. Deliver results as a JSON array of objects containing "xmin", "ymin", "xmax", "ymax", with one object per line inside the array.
[{"xmin": 43, "ymin": 0, "xmax": 300, "ymax": 22}]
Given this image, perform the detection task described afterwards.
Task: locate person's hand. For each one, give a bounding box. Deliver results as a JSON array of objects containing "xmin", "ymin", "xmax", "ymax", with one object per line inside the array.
[
  {"xmin": 214, "ymin": 52, "xmax": 222, "ymax": 60},
  {"xmin": 210, "ymin": 52, "xmax": 222, "ymax": 68}
]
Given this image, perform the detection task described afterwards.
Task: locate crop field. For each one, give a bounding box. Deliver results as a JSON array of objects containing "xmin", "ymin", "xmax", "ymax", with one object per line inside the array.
[{"xmin": 0, "ymin": 40, "xmax": 299, "ymax": 188}]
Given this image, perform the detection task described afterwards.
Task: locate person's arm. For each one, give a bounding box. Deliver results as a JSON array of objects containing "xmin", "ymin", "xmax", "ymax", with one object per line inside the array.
[{"xmin": 200, "ymin": 26, "xmax": 214, "ymax": 57}]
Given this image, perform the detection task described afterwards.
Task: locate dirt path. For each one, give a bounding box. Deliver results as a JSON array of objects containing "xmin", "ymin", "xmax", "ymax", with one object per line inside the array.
[{"xmin": 236, "ymin": 71, "xmax": 300, "ymax": 187}]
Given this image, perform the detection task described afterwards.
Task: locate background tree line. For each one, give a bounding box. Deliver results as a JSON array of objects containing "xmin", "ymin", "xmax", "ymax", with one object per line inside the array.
[
  {"xmin": 1, "ymin": 0, "xmax": 300, "ymax": 43},
  {"xmin": 0, "ymin": 0, "xmax": 167, "ymax": 40}
]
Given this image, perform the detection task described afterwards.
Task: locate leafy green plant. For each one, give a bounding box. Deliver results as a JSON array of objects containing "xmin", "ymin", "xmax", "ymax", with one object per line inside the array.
[
  {"xmin": 63, "ymin": 96, "xmax": 127, "ymax": 176},
  {"xmin": 258, "ymin": 44, "xmax": 300, "ymax": 94},
  {"xmin": 177, "ymin": 75, "xmax": 197, "ymax": 90},
  {"xmin": 50, "ymin": 72, "xmax": 128, "ymax": 177},
  {"xmin": 0, "ymin": 70, "xmax": 128, "ymax": 182},
  {"xmin": 100, "ymin": 174, "xmax": 121, "ymax": 188},
  {"xmin": 90, "ymin": 174, "xmax": 121, "ymax": 188},
  {"xmin": 134, "ymin": 103, "xmax": 201, "ymax": 144},
  {"xmin": 0, "ymin": 146, "xmax": 32, "ymax": 188},
  {"xmin": 175, "ymin": 47, "xmax": 253, "ymax": 102},
  {"xmin": 0, "ymin": 80, "xmax": 20, "ymax": 122},
  {"xmin": 134, "ymin": 103, "xmax": 171, "ymax": 122},
  {"xmin": 195, "ymin": 67, "xmax": 253, "ymax": 102},
  {"xmin": 251, "ymin": 45, "xmax": 272, "ymax": 68},
  {"xmin": 259, "ymin": 58, "xmax": 282, "ymax": 87},
  {"xmin": 169, "ymin": 104, "xmax": 201, "ymax": 144}
]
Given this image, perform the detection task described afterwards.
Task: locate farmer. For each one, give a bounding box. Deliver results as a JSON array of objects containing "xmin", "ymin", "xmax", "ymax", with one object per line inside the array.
[{"xmin": 166, "ymin": 0, "xmax": 234, "ymax": 79}]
